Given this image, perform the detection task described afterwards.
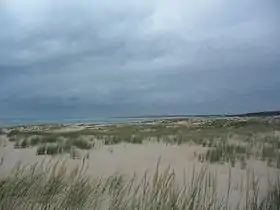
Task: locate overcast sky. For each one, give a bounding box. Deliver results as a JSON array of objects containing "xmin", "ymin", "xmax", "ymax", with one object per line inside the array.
[{"xmin": 0, "ymin": 0, "xmax": 280, "ymax": 120}]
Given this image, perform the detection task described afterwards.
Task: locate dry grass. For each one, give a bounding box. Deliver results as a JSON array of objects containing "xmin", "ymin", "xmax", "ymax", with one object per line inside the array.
[
  {"xmin": 197, "ymin": 133, "xmax": 280, "ymax": 169},
  {"xmin": 1, "ymin": 117, "xmax": 280, "ymax": 209},
  {"xmin": 0, "ymin": 159, "xmax": 279, "ymax": 210},
  {"xmin": 4, "ymin": 117, "xmax": 280, "ymax": 171}
]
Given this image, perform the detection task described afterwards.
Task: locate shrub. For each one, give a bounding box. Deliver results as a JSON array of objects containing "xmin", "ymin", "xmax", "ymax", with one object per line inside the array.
[
  {"xmin": 276, "ymin": 154, "xmax": 280, "ymax": 169},
  {"xmin": 176, "ymin": 136, "xmax": 183, "ymax": 145},
  {"xmin": 30, "ymin": 136, "xmax": 41, "ymax": 146},
  {"xmin": 230, "ymin": 156, "xmax": 236, "ymax": 167},
  {"xmin": 261, "ymin": 145, "xmax": 276, "ymax": 161},
  {"xmin": 130, "ymin": 136, "xmax": 143, "ymax": 144},
  {"xmin": 205, "ymin": 147, "xmax": 223, "ymax": 163},
  {"xmin": 202, "ymin": 141, "xmax": 207, "ymax": 147},
  {"xmin": 198, "ymin": 153, "xmax": 205, "ymax": 162},
  {"xmin": 72, "ymin": 139, "xmax": 92, "ymax": 150},
  {"xmin": 111, "ymin": 136, "xmax": 122, "ymax": 144},
  {"xmin": 14, "ymin": 141, "xmax": 20, "ymax": 148},
  {"xmin": 103, "ymin": 136, "xmax": 122, "ymax": 145},
  {"xmin": 267, "ymin": 158, "xmax": 274, "ymax": 167},
  {"xmin": 235, "ymin": 145, "xmax": 247, "ymax": 154},
  {"xmin": 104, "ymin": 139, "xmax": 111, "ymax": 145},
  {"xmin": 45, "ymin": 144, "xmax": 60, "ymax": 155},
  {"xmin": 240, "ymin": 156, "xmax": 247, "ymax": 170},
  {"xmin": 42, "ymin": 136, "xmax": 58, "ymax": 144},
  {"xmin": 36, "ymin": 144, "xmax": 46, "ymax": 155},
  {"xmin": 276, "ymin": 142, "xmax": 280, "ymax": 149},
  {"xmin": 20, "ymin": 139, "xmax": 28, "ymax": 148},
  {"xmin": 201, "ymin": 142, "xmax": 247, "ymax": 165},
  {"xmin": 7, "ymin": 130, "xmax": 21, "ymax": 137},
  {"xmin": 9, "ymin": 136, "xmax": 19, "ymax": 142},
  {"xmin": 207, "ymin": 141, "xmax": 213, "ymax": 147}
]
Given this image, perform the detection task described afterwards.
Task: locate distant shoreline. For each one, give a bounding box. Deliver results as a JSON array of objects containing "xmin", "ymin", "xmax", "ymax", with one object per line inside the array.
[{"xmin": 1, "ymin": 110, "xmax": 279, "ymax": 128}]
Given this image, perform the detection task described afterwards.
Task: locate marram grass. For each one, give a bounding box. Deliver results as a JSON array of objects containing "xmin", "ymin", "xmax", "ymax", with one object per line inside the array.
[{"xmin": 0, "ymin": 159, "xmax": 279, "ymax": 210}]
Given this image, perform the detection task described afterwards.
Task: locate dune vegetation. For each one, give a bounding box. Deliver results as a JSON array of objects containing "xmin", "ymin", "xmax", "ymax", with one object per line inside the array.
[
  {"xmin": 0, "ymin": 116, "xmax": 280, "ymax": 209},
  {"xmin": 0, "ymin": 159, "xmax": 279, "ymax": 210},
  {"xmin": 4, "ymin": 116, "xmax": 280, "ymax": 168}
]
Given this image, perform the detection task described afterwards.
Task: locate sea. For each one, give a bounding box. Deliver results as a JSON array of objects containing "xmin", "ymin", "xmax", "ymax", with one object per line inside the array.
[{"xmin": 0, "ymin": 116, "xmax": 181, "ymax": 127}]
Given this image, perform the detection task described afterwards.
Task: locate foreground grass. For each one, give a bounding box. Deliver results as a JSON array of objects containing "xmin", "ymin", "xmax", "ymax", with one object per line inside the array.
[{"xmin": 0, "ymin": 159, "xmax": 279, "ymax": 210}]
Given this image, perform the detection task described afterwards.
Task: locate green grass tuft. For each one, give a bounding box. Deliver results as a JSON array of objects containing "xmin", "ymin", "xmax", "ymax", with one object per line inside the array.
[{"xmin": 0, "ymin": 161, "xmax": 279, "ymax": 210}]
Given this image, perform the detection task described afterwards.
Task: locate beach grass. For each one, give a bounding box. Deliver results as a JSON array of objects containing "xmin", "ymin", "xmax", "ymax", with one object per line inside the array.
[{"xmin": 0, "ymin": 159, "xmax": 279, "ymax": 210}]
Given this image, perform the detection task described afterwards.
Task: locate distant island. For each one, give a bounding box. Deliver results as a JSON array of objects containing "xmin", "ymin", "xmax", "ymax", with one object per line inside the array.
[
  {"xmin": 225, "ymin": 110, "xmax": 280, "ymax": 117},
  {"xmin": 114, "ymin": 110, "xmax": 280, "ymax": 119}
]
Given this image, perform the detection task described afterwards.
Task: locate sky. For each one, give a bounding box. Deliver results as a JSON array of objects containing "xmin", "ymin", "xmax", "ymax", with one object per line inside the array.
[{"xmin": 0, "ymin": 0, "xmax": 280, "ymax": 120}]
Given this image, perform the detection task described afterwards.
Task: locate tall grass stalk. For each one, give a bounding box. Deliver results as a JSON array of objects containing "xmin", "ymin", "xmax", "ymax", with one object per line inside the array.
[{"xmin": 0, "ymin": 160, "xmax": 279, "ymax": 210}]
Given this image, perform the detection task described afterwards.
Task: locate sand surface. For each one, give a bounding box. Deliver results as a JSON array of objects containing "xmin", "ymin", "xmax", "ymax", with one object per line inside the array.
[{"xmin": 0, "ymin": 133, "xmax": 279, "ymax": 208}]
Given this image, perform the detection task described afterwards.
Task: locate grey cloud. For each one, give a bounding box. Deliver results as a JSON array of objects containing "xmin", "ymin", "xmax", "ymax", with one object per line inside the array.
[{"xmin": 0, "ymin": 0, "xmax": 280, "ymax": 120}]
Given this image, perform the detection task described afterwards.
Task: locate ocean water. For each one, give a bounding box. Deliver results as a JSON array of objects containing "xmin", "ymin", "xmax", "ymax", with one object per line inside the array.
[{"xmin": 0, "ymin": 116, "xmax": 158, "ymax": 127}]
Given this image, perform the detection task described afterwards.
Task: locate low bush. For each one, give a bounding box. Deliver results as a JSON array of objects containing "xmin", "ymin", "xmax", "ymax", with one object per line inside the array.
[
  {"xmin": 42, "ymin": 136, "xmax": 58, "ymax": 144},
  {"xmin": 30, "ymin": 136, "xmax": 41, "ymax": 146},
  {"xmin": 45, "ymin": 143, "xmax": 60, "ymax": 155},
  {"xmin": 20, "ymin": 139, "xmax": 28, "ymax": 148},
  {"xmin": 261, "ymin": 145, "xmax": 276, "ymax": 161},
  {"xmin": 239, "ymin": 155, "xmax": 247, "ymax": 170},
  {"xmin": 36, "ymin": 144, "xmax": 46, "ymax": 155},
  {"xmin": 130, "ymin": 136, "xmax": 143, "ymax": 144},
  {"xmin": 37, "ymin": 144, "xmax": 63, "ymax": 156},
  {"xmin": 72, "ymin": 139, "xmax": 92, "ymax": 150}
]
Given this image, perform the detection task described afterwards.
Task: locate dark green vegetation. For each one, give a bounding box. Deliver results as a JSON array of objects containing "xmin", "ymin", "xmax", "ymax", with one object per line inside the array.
[
  {"xmin": 5, "ymin": 116, "xmax": 280, "ymax": 168},
  {"xmin": 0, "ymin": 160, "xmax": 279, "ymax": 210}
]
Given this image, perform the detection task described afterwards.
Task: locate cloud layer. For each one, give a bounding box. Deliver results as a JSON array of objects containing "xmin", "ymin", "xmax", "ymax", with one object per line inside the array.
[{"xmin": 1, "ymin": 0, "xmax": 280, "ymax": 120}]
